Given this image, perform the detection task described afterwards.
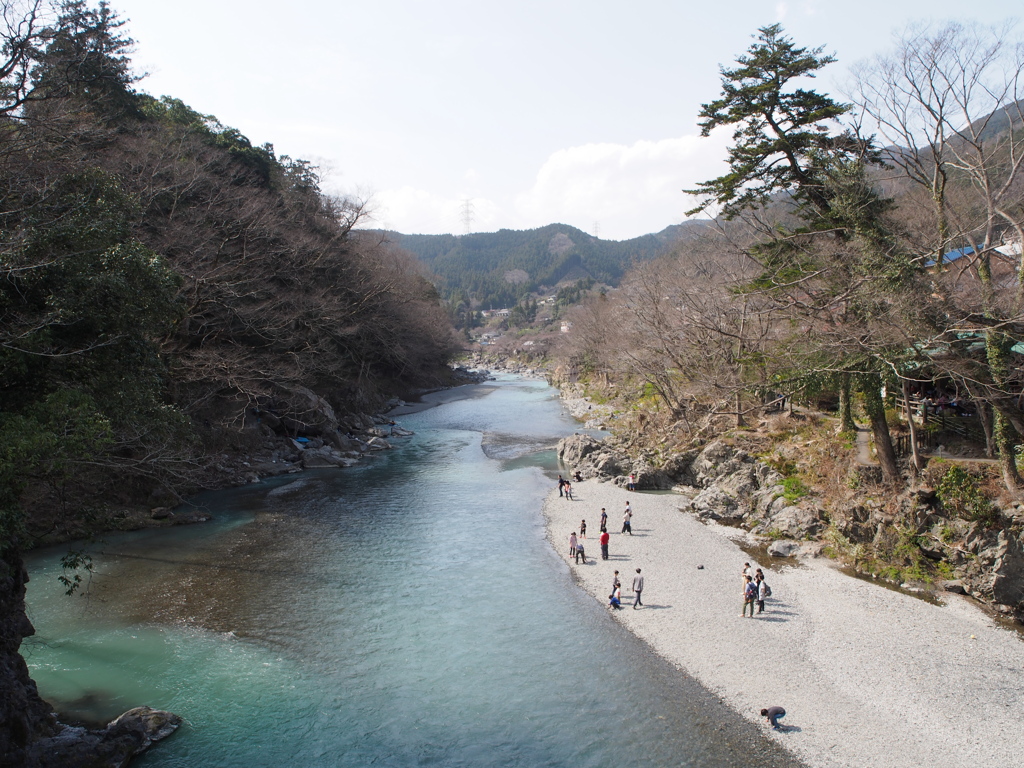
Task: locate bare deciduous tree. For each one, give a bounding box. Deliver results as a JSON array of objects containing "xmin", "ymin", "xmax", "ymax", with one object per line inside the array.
[{"xmin": 852, "ymin": 20, "xmax": 1024, "ymax": 490}]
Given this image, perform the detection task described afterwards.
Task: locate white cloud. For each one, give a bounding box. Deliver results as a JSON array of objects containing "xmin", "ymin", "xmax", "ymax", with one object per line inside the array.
[
  {"xmin": 367, "ymin": 186, "xmax": 501, "ymax": 235},
  {"xmin": 364, "ymin": 132, "xmax": 730, "ymax": 240},
  {"xmin": 513, "ymin": 133, "xmax": 731, "ymax": 240}
]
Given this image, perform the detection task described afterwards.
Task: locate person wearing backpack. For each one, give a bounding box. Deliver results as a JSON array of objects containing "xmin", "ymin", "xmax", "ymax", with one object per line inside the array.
[{"xmin": 742, "ymin": 575, "xmax": 757, "ymax": 617}]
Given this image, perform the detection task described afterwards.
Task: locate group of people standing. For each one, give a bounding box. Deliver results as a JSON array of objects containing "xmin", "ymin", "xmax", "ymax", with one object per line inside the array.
[{"xmin": 741, "ymin": 562, "xmax": 770, "ymax": 617}]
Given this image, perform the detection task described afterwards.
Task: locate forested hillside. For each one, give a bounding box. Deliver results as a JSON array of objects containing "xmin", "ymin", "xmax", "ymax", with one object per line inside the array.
[
  {"xmin": 386, "ymin": 220, "xmax": 709, "ymax": 308},
  {"xmin": 0, "ymin": 1, "xmax": 461, "ymax": 534}
]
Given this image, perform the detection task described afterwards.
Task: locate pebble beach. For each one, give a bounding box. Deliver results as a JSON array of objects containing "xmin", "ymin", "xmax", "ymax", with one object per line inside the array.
[{"xmin": 543, "ymin": 479, "xmax": 1024, "ymax": 768}]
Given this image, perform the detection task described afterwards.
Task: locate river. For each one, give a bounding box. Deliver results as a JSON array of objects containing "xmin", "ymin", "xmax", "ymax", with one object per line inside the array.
[{"xmin": 22, "ymin": 375, "xmax": 798, "ymax": 767}]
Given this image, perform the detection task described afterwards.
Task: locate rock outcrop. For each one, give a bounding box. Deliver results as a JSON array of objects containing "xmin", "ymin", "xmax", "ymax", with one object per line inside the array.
[
  {"xmin": 558, "ymin": 436, "xmax": 825, "ymax": 539},
  {"xmin": 24, "ymin": 707, "xmax": 181, "ymax": 768},
  {"xmin": 679, "ymin": 441, "xmax": 824, "ymax": 539},
  {"xmin": 556, "ymin": 434, "xmax": 676, "ymax": 489},
  {"xmin": 562, "ymin": 430, "xmax": 1024, "ymax": 616},
  {"xmin": 2, "ymin": 544, "xmax": 180, "ymax": 768}
]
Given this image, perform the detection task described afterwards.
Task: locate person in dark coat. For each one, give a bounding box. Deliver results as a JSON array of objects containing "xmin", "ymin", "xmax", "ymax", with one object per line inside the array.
[{"xmin": 761, "ymin": 706, "xmax": 786, "ymax": 729}]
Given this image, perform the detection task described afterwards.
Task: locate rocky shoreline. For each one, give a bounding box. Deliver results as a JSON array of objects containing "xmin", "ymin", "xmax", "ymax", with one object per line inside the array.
[
  {"xmin": 413, "ymin": 359, "xmax": 1024, "ymax": 620},
  {"xmin": 555, "ymin": 428, "xmax": 1024, "ymax": 619},
  {"xmin": 28, "ymin": 366, "xmax": 494, "ymax": 549},
  {"xmin": 16, "ymin": 362, "xmax": 1021, "ymax": 767}
]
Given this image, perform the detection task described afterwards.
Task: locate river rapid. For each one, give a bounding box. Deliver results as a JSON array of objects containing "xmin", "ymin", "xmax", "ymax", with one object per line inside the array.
[{"xmin": 22, "ymin": 375, "xmax": 798, "ymax": 768}]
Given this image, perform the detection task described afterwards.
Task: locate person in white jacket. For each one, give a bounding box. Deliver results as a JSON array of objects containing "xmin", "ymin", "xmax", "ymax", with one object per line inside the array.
[{"xmin": 756, "ymin": 574, "xmax": 768, "ymax": 614}]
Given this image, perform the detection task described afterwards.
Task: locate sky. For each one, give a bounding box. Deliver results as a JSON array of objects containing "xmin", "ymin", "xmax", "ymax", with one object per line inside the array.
[{"xmin": 111, "ymin": 0, "xmax": 1022, "ymax": 240}]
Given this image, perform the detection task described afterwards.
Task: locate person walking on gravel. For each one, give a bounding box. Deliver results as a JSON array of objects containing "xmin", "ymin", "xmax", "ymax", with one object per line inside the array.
[
  {"xmin": 599, "ymin": 529, "xmax": 610, "ymax": 560},
  {"xmin": 622, "ymin": 504, "xmax": 632, "ymax": 535},
  {"xmin": 569, "ymin": 532, "xmax": 577, "ymax": 559},
  {"xmin": 632, "ymin": 568, "xmax": 644, "ymax": 609}
]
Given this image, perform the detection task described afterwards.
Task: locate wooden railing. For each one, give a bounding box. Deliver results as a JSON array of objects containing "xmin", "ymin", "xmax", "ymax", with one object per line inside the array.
[{"xmin": 892, "ymin": 395, "xmax": 987, "ymax": 456}]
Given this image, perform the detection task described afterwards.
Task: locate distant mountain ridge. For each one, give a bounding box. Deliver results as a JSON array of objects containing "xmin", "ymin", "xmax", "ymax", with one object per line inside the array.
[{"xmin": 383, "ymin": 220, "xmax": 710, "ymax": 306}]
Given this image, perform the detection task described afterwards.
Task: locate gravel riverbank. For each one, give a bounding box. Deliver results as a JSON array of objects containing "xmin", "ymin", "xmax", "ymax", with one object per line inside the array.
[{"xmin": 543, "ymin": 479, "xmax": 1024, "ymax": 768}]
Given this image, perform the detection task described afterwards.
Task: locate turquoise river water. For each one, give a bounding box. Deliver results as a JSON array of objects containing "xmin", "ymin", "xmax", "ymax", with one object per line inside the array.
[{"xmin": 22, "ymin": 375, "xmax": 800, "ymax": 767}]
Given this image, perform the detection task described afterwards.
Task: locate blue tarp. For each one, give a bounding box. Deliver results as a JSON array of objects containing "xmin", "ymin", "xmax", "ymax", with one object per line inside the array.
[{"xmin": 923, "ymin": 245, "xmax": 975, "ymax": 268}]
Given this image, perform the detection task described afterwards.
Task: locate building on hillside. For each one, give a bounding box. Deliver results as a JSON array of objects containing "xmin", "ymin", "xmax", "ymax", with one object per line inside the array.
[{"xmin": 924, "ymin": 238, "xmax": 1022, "ymax": 269}]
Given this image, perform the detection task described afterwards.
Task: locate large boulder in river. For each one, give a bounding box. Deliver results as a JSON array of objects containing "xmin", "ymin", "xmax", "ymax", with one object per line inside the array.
[{"xmin": 26, "ymin": 706, "xmax": 181, "ymax": 768}]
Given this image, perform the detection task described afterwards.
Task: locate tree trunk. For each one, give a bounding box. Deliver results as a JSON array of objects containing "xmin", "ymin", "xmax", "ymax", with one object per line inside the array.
[
  {"xmin": 837, "ymin": 372, "xmax": 856, "ymax": 433},
  {"xmin": 986, "ymin": 331, "xmax": 1023, "ymax": 492},
  {"xmin": 993, "ymin": 407, "xmax": 1022, "ymax": 492},
  {"xmin": 979, "ymin": 401, "xmax": 995, "ymax": 458},
  {"xmin": 902, "ymin": 378, "xmax": 923, "ymax": 473},
  {"xmin": 735, "ymin": 306, "xmax": 746, "ymax": 428},
  {"xmin": 862, "ymin": 378, "xmax": 901, "ymax": 485}
]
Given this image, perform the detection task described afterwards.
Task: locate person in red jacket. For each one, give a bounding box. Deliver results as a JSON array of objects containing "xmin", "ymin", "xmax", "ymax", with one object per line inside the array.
[{"xmin": 599, "ymin": 529, "xmax": 610, "ymax": 560}]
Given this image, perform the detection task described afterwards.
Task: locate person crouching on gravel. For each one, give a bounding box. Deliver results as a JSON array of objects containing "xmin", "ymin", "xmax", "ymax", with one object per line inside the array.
[
  {"xmin": 575, "ymin": 539, "xmax": 586, "ymax": 564},
  {"xmin": 761, "ymin": 706, "xmax": 786, "ymax": 729},
  {"xmin": 609, "ymin": 584, "xmax": 622, "ymax": 609}
]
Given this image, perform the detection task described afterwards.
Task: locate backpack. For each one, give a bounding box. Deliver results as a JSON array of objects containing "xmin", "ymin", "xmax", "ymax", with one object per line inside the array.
[{"xmin": 764, "ymin": 584, "xmax": 772, "ymax": 598}]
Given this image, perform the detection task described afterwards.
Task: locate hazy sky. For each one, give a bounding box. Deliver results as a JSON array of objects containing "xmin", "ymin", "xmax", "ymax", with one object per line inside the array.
[{"xmin": 114, "ymin": 0, "xmax": 1021, "ymax": 239}]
